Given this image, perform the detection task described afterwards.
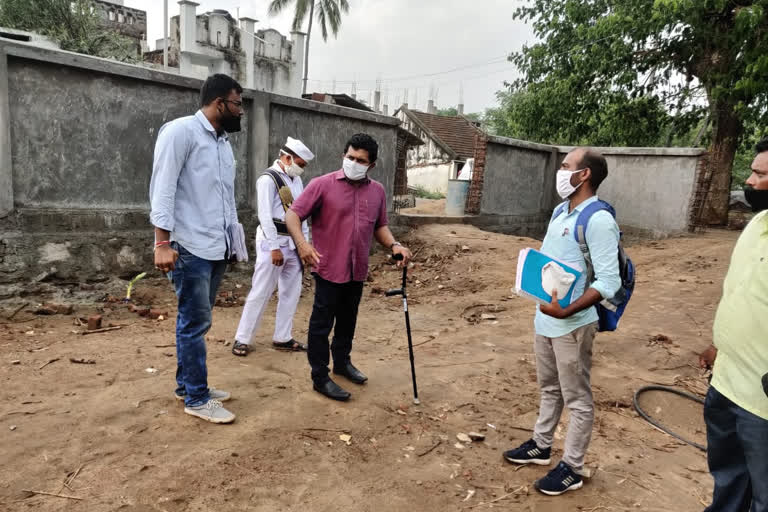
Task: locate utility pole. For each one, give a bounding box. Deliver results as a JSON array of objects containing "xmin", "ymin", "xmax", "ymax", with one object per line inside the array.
[{"xmin": 163, "ymin": 0, "xmax": 168, "ymax": 70}]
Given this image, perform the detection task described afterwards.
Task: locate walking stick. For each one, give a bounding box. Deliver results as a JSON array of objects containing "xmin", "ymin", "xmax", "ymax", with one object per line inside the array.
[{"xmin": 386, "ymin": 253, "xmax": 420, "ymax": 405}]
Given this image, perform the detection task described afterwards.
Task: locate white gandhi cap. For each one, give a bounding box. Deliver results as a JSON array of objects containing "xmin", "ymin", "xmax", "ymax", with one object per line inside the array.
[{"xmin": 284, "ymin": 137, "xmax": 315, "ymax": 162}]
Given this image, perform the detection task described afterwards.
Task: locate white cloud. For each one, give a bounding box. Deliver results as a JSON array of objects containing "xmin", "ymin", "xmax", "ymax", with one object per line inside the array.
[{"xmin": 124, "ymin": 0, "xmax": 534, "ymax": 112}]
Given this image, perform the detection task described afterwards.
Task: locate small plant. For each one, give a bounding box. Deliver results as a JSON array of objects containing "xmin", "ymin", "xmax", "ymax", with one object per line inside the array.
[{"xmin": 410, "ymin": 186, "xmax": 446, "ymax": 200}]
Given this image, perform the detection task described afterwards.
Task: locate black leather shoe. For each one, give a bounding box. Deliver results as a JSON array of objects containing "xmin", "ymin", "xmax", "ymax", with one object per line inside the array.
[
  {"xmin": 313, "ymin": 378, "xmax": 351, "ymax": 401},
  {"xmin": 333, "ymin": 362, "xmax": 368, "ymax": 384}
]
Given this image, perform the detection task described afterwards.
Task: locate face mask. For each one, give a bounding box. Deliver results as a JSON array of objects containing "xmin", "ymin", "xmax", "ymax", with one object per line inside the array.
[
  {"xmin": 343, "ymin": 158, "xmax": 369, "ymax": 181},
  {"xmin": 744, "ymin": 185, "xmax": 768, "ymax": 212},
  {"xmin": 219, "ymin": 104, "xmax": 242, "ymax": 133},
  {"xmin": 280, "ymin": 152, "xmax": 304, "ymax": 177},
  {"xmin": 556, "ymin": 168, "xmax": 586, "ymax": 199}
]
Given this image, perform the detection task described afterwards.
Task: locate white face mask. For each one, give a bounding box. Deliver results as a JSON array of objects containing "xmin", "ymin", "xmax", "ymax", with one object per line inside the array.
[
  {"xmin": 556, "ymin": 168, "xmax": 586, "ymax": 199},
  {"xmin": 342, "ymin": 157, "xmax": 369, "ymax": 181},
  {"xmin": 280, "ymin": 152, "xmax": 304, "ymax": 177}
]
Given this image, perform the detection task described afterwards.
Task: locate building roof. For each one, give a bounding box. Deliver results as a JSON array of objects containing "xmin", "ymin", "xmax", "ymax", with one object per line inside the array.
[
  {"xmin": 399, "ymin": 107, "xmax": 482, "ymax": 160},
  {"xmin": 302, "ymin": 93, "xmax": 374, "ymax": 113}
]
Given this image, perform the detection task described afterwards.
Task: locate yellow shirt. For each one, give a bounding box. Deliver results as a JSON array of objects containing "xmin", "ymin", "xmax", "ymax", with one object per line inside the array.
[{"xmin": 711, "ymin": 210, "xmax": 768, "ymax": 420}]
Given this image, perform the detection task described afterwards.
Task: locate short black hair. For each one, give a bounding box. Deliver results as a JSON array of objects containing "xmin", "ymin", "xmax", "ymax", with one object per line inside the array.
[
  {"xmin": 200, "ymin": 74, "xmax": 243, "ymax": 107},
  {"xmin": 756, "ymin": 137, "xmax": 768, "ymax": 154},
  {"xmin": 579, "ymin": 149, "xmax": 608, "ymax": 191},
  {"xmin": 344, "ymin": 133, "xmax": 379, "ymax": 163}
]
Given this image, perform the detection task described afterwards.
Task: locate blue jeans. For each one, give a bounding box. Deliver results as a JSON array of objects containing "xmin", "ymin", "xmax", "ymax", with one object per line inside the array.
[
  {"xmin": 704, "ymin": 386, "xmax": 768, "ymax": 512},
  {"xmin": 170, "ymin": 243, "xmax": 227, "ymax": 407}
]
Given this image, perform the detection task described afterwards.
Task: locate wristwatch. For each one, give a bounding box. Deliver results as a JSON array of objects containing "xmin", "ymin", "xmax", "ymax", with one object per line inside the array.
[{"xmin": 390, "ymin": 241, "xmax": 402, "ymax": 250}]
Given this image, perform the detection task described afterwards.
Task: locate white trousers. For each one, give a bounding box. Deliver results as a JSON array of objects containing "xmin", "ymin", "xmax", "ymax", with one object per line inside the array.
[{"xmin": 235, "ymin": 242, "xmax": 302, "ymax": 344}]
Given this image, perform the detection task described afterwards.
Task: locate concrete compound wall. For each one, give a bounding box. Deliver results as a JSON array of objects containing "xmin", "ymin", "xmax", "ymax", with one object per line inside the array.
[
  {"xmin": 0, "ymin": 40, "xmax": 400, "ymax": 297},
  {"xmin": 476, "ymin": 135, "xmax": 706, "ymax": 236},
  {"xmin": 407, "ymin": 163, "xmax": 453, "ymax": 195}
]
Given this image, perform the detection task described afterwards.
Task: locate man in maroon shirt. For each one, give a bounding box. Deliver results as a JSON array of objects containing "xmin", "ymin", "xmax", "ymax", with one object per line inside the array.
[{"xmin": 286, "ymin": 133, "xmax": 412, "ymax": 401}]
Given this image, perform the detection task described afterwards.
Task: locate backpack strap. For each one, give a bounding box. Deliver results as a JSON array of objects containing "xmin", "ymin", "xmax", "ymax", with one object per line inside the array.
[
  {"xmin": 261, "ymin": 169, "xmax": 294, "ymax": 213},
  {"xmin": 550, "ymin": 201, "xmax": 569, "ymax": 224},
  {"xmin": 574, "ymin": 199, "xmax": 617, "ymax": 308}
]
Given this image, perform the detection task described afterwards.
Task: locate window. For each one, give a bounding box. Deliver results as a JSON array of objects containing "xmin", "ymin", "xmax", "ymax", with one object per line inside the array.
[
  {"xmin": 118, "ymin": 12, "xmax": 125, "ymax": 23},
  {"xmin": 127, "ymin": 16, "xmax": 134, "ymax": 25},
  {"xmin": 216, "ymin": 31, "xmax": 222, "ymax": 46},
  {"xmin": 108, "ymin": 10, "xmax": 115, "ymax": 21}
]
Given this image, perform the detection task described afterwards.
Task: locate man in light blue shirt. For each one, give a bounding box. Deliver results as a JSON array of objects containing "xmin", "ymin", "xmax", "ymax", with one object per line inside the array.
[
  {"xmin": 503, "ymin": 148, "xmax": 621, "ymax": 496},
  {"xmin": 149, "ymin": 74, "xmax": 244, "ymax": 424}
]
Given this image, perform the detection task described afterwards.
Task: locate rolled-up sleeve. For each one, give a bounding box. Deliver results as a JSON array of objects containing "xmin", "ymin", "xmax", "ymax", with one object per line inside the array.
[
  {"xmin": 290, "ymin": 178, "xmax": 322, "ymax": 222},
  {"xmin": 585, "ymin": 211, "xmax": 621, "ymax": 300},
  {"xmin": 149, "ymin": 122, "xmax": 187, "ymax": 231}
]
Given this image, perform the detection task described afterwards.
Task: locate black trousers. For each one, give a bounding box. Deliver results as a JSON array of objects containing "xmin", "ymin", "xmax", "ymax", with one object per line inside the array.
[{"xmin": 307, "ymin": 275, "xmax": 364, "ymax": 384}]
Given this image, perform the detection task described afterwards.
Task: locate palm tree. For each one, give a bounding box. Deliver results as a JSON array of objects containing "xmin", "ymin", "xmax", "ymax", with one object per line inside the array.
[{"xmin": 268, "ymin": 0, "xmax": 350, "ymax": 95}]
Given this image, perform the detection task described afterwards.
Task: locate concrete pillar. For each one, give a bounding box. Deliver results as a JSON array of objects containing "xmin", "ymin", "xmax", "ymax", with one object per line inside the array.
[
  {"xmin": 248, "ymin": 94, "xmax": 271, "ymax": 211},
  {"xmin": 290, "ymin": 31, "xmax": 306, "ymax": 98},
  {"xmin": 427, "ymin": 99, "xmax": 435, "ymax": 114},
  {"xmin": 382, "ymin": 104, "xmax": 388, "ymax": 116},
  {"xmin": 458, "ymin": 104, "xmax": 464, "ymax": 115},
  {"xmin": 374, "ymin": 90, "xmax": 381, "ymax": 113},
  {"xmin": 0, "ymin": 49, "xmax": 13, "ymax": 217},
  {"xmin": 240, "ymin": 17, "xmax": 257, "ymax": 89},
  {"xmin": 178, "ymin": 1, "xmax": 198, "ymax": 77}
]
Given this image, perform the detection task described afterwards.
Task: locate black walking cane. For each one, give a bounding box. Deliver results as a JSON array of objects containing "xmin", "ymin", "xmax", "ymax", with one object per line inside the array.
[{"xmin": 386, "ymin": 253, "xmax": 420, "ymax": 405}]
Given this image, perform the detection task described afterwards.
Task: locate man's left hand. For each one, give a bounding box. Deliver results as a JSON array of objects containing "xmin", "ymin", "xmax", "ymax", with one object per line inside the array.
[
  {"xmin": 539, "ymin": 290, "xmax": 569, "ymax": 319},
  {"xmin": 392, "ymin": 244, "xmax": 412, "ymax": 267}
]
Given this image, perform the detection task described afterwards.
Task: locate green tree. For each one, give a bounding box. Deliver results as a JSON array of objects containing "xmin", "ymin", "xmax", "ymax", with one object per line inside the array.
[
  {"xmin": 268, "ymin": 0, "xmax": 350, "ymax": 95},
  {"xmin": 436, "ymin": 106, "xmax": 458, "ymax": 117},
  {"xmin": 0, "ymin": 0, "xmax": 138, "ymax": 61},
  {"xmin": 505, "ymin": 0, "xmax": 768, "ymax": 225}
]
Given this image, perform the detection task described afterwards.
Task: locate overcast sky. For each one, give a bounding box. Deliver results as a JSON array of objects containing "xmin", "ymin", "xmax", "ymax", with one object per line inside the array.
[{"xmin": 123, "ymin": 0, "xmax": 534, "ymax": 113}]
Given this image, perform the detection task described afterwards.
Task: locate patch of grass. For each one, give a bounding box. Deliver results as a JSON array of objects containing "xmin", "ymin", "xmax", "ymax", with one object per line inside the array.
[{"xmin": 410, "ymin": 186, "xmax": 446, "ymax": 200}]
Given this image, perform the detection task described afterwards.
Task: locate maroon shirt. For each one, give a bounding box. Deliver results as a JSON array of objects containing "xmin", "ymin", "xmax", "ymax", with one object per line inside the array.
[{"xmin": 290, "ymin": 169, "xmax": 388, "ymax": 283}]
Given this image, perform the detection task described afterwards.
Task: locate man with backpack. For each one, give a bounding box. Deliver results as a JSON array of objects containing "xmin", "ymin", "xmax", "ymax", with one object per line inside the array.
[
  {"xmin": 503, "ymin": 148, "xmax": 624, "ymax": 495},
  {"xmin": 231, "ymin": 137, "xmax": 314, "ymax": 356}
]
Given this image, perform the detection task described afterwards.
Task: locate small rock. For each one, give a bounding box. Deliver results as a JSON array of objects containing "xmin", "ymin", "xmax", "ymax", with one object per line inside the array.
[
  {"xmin": 149, "ymin": 310, "xmax": 168, "ymax": 320},
  {"xmin": 480, "ymin": 313, "xmax": 497, "ymax": 320},
  {"xmin": 396, "ymin": 409, "xmax": 407, "ymax": 416},
  {"xmin": 158, "ymin": 315, "xmax": 165, "ymax": 321},
  {"xmin": 461, "ymin": 246, "xmax": 470, "ymax": 252},
  {"xmin": 145, "ymin": 367, "xmax": 158, "ymax": 374},
  {"xmin": 9, "ymin": 425, "xmax": 16, "ymax": 431},
  {"xmin": 438, "ymin": 285, "xmax": 445, "ymax": 290},
  {"xmin": 456, "ymin": 433, "xmax": 472, "ymax": 443},
  {"xmin": 468, "ymin": 432, "xmax": 486, "ymax": 442},
  {"xmin": 11, "ymin": 360, "xmax": 20, "ymax": 365},
  {"xmin": 454, "ymin": 442, "xmax": 465, "ymax": 450},
  {"xmin": 87, "ymin": 315, "xmax": 103, "ymax": 331},
  {"xmin": 339, "ymin": 434, "xmax": 352, "ymax": 445}
]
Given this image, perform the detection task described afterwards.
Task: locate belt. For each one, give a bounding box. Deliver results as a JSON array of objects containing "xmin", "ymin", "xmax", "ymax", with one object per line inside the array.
[{"xmin": 272, "ymin": 219, "xmax": 290, "ymax": 237}]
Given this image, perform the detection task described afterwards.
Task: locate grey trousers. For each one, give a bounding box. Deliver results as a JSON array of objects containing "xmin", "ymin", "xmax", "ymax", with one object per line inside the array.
[{"xmin": 532, "ymin": 322, "xmax": 598, "ymax": 470}]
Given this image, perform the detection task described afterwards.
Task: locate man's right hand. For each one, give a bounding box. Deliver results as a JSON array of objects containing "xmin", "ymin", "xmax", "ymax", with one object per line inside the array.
[
  {"xmin": 699, "ymin": 344, "xmax": 718, "ymax": 370},
  {"xmin": 271, "ymin": 249, "xmax": 285, "ymax": 266},
  {"xmin": 297, "ymin": 241, "xmax": 322, "ymax": 267},
  {"xmin": 154, "ymin": 245, "xmax": 179, "ymax": 273}
]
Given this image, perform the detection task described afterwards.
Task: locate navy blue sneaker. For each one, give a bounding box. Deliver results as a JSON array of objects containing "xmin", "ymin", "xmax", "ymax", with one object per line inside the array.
[
  {"xmin": 534, "ymin": 461, "xmax": 583, "ymax": 496},
  {"xmin": 503, "ymin": 438, "xmax": 552, "ymax": 465}
]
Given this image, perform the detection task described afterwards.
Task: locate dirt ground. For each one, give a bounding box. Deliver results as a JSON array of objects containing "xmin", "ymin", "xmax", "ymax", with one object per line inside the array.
[
  {"xmin": 402, "ymin": 198, "xmax": 448, "ymax": 216},
  {"xmin": 0, "ymin": 222, "xmax": 736, "ymax": 512}
]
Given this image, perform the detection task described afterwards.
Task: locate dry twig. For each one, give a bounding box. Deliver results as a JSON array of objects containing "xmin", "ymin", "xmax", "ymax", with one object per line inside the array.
[{"xmin": 21, "ymin": 489, "xmax": 83, "ymax": 501}]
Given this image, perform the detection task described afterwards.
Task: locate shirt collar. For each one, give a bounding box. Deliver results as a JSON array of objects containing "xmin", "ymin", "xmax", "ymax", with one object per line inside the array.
[
  {"xmin": 195, "ymin": 110, "xmax": 228, "ymax": 141},
  {"xmin": 567, "ymin": 194, "xmax": 599, "ymax": 215},
  {"xmin": 334, "ymin": 169, "xmax": 370, "ymax": 184}
]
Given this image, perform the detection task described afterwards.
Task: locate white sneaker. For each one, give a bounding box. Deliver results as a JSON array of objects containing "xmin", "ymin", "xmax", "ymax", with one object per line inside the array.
[
  {"xmin": 184, "ymin": 400, "xmax": 236, "ymax": 424},
  {"xmin": 175, "ymin": 387, "xmax": 231, "ymax": 402}
]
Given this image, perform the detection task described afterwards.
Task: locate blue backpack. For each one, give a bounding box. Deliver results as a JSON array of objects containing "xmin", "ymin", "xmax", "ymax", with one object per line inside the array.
[{"xmin": 552, "ymin": 199, "xmax": 635, "ymax": 332}]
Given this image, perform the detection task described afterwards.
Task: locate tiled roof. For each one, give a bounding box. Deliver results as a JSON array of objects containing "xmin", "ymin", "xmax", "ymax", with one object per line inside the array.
[{"xmin": 408, "ymin": 110, "xmax": 480, "ymax": 160}]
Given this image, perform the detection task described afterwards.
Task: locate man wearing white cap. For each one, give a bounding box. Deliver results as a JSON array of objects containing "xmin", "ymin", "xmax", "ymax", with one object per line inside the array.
[{"xmin": 232, "ymin": 137, "xmax": 314, "ymax": 356}]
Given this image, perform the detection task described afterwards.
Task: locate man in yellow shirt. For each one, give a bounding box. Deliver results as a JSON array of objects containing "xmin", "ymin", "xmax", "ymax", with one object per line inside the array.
[{"xmin": 699, "ymin": 137, "xmax": 768, "ymax": 512}]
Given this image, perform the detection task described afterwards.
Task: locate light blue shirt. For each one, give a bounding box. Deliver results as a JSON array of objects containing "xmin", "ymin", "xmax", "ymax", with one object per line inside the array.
[
  {"xmin": 534, "ymin": 195, "xmax": 621, "ymax": 338},
  {"xmin": 149, "ymin": 111, "xmax": 238, "ymax": 261}
]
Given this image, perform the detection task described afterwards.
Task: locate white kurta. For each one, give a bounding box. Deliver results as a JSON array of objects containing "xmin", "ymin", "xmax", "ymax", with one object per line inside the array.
[{"xmin": 235, "ymin": 162, "xmax": 306, "ymax": 344}]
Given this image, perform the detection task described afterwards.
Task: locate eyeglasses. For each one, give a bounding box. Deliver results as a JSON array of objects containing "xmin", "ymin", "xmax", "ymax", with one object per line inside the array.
[{"xmin": 221, "ymin": 99, "xmax": 243, "ymax": 109}]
